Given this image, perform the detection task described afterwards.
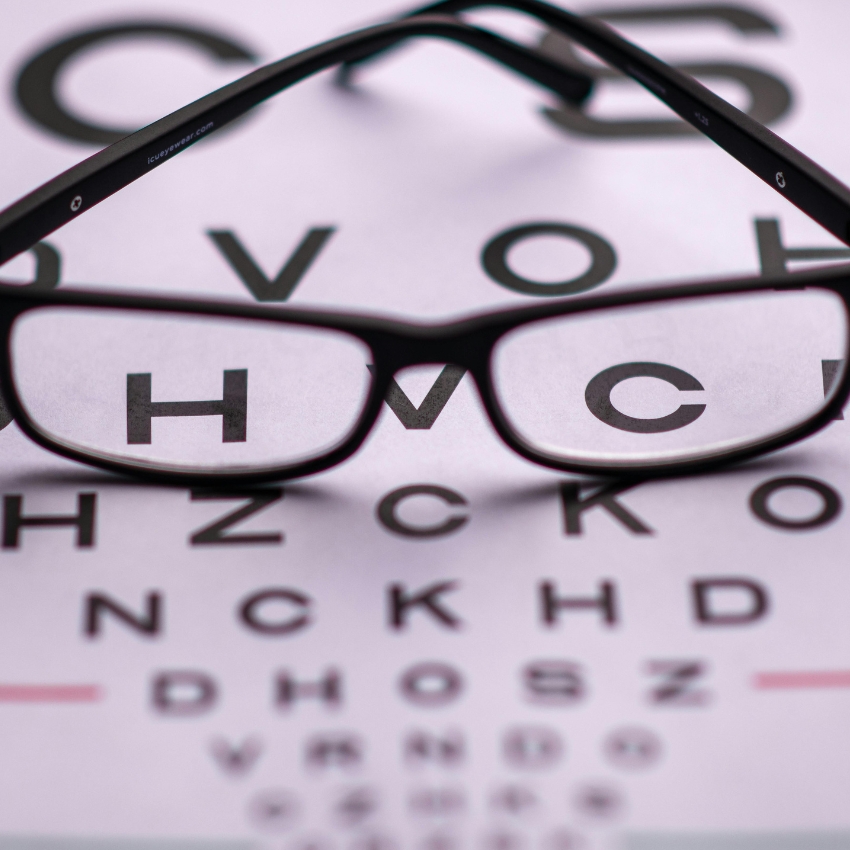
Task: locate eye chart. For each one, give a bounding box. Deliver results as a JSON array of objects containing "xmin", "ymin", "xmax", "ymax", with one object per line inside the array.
[{"xmin": 1, "ymin": 2, "xmax": 850, "ymax": 849}]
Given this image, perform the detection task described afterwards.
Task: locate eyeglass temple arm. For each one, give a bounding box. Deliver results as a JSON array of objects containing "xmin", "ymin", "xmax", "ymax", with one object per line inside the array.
[
  {"xmin": 0, "ymin": 14, "xmax": 592, "ymax": 267},
  {"xmin": 344, "ymin": 0, "xmax": 850, "ymax": 248}
]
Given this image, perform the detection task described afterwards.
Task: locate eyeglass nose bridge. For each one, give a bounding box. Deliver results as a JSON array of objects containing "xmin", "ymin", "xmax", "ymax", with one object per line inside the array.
[
  {"xmin": 360, "ymin": 323, "xmax": 535, "ymax": 461},
  {"xmin": 368, "ymin": 324, "xmax": 500, "ymax": 379}
]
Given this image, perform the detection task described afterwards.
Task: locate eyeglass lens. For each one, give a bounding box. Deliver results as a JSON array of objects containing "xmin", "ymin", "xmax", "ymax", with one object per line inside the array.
[
  {"xmin": 9, "ymin": 307, "xmax": 373, "ymax": 471},
  {"xmin": 492, "ymin": 289, "xmax": 849, "ymax": 467}
]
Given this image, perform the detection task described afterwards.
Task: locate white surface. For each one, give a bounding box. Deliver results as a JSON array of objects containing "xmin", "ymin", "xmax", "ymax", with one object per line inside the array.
[{"xmin": 0, "ymin": 1, "xmax": 850, "ymax": 848}]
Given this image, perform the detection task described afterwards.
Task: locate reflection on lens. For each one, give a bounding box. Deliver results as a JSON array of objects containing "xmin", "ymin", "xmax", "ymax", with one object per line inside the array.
[
  {"xmin": 11, "ymin": 307, "xmax": 372, "ymax": 471},
  {"xmin": 492, "ymin": 289, "xmax": 848, "ymax": 466}
]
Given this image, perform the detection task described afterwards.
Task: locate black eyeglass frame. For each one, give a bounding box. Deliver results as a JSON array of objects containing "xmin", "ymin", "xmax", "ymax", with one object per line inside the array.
[
  {"xmin": 345, "ymin": 0, "xmax": 850, "ymax": 248},
  {"xmin": 3, "ymin": 3, "xmax": 850, "ymax": 271},
  {"xmin": 0, "ymin": 13, "xmax": 594, "ymax": 262},
  {"xmin": 0, "ymin": 5, "xmax": 848, "ymax": 484},
  {"xmin": 1, "ymin": 267, "xmax": 849, "ymax": 486}
]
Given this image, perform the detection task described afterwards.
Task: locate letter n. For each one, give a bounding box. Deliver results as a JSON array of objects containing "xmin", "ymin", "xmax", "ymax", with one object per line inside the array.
[{"xmin": 84, "ymin": 591, "xmax": 162, "ymax": 638}]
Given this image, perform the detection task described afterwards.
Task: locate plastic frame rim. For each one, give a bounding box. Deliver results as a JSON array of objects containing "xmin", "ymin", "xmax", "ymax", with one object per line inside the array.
[{"xmin": 1, "ymin": 266, "xmax": 849, "ymax": 486}]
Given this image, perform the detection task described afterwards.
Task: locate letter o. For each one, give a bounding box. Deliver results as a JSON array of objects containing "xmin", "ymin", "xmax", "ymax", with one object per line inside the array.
[
  {"xmin": 239, "ymin": 588, "xmax": 311, "ymax": 635},
  {"xmin": 481, "ymin": 222, "xmax": 616, "ymax": 296},
  {"xmin": 15, "ymin": 22, "xmax": 256, "ymax": 145},
  {"xmin": 585, "ymin": 362, "xmax": 706, "ymax": 433},
  {"xmin": 750, "ymin": 476, "xmax": 842, "ymax": 530},
  {"xmin": 377, "ymin": 484, "xmax": 469, "ymax": 538},
  {"xmin": 399, "ymin": 662, "xmax": 464, "ymax": 707}
]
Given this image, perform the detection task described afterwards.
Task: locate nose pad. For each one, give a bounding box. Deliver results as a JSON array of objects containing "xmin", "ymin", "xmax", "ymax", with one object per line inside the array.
[{"xmin": 382, "ymin": 364, "xmax": 468, "ymax": 430}]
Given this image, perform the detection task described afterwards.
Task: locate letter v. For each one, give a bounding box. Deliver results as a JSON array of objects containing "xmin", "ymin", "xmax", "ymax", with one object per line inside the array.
[
  {"xmin": 209, "ymin": 736, "xmax": 263, "ymax": 776},
  {"xmin": 207, "ymin": 227, "xmax": 335, "ymax": 301},
  {"xmin": 367, "ymin": 365, "xmax": 466, "ymax": 429}
]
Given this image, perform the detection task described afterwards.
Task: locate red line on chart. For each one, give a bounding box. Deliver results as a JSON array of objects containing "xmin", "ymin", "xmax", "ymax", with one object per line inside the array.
[
  {"xmin": 754, "ymin": 670, "xmax": 850, "ymax": 690},
  {"xmin": 0, "ymin": 684, "xmax": 102, "ymax": 703}
]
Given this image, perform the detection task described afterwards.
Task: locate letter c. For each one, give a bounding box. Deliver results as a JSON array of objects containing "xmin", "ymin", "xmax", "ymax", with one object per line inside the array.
[
  {"xmin": 585, "ymin": 362, "xmax": 706, "ymax": 433},
  {"xmin": 377, "ymin": 484, "xmax": 469, "ymax": 538},
  {"xmin": 15, "ymin": 22, "xmax": 256, "ymax": 145},
  {"xmin": 238, "ymin": 588, "xmax": 311, "ymax": 635}
]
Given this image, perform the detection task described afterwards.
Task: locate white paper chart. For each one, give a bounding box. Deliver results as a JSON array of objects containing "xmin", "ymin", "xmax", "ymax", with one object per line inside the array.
[{"xmin": 1, "ymin": 1, "xmax": 850, "ymax": 848}]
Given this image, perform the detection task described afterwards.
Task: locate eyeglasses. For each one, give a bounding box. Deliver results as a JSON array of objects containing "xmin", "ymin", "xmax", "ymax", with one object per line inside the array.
[{"xmin": 0, "ymin": 3, "xmax": 848, "ymax": 486}]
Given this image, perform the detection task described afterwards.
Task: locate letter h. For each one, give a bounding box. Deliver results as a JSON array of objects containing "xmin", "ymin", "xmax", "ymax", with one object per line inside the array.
[
  {"xmin": 127, "ymin": 370, "xmax": 247, "ymax": 444},
  {"xmin": 540, "ymin": 580, "xmax": 618, "ymax": 626},
  {"xmin": 3, "ymin": 493, "xmax": 96, "ymax": 548},
  {"xmin": 275, "ymin": 668, "xmax": 342, "ymax": 710}
]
